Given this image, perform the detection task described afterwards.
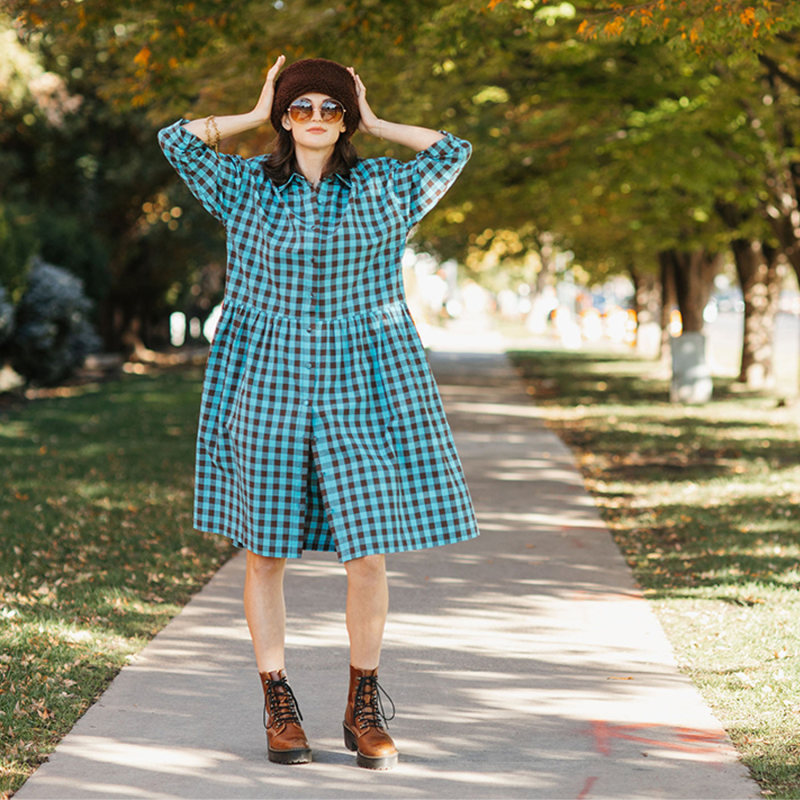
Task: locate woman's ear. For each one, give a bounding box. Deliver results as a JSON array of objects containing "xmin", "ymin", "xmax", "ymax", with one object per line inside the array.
[{"xmin": 282, "ymin": 113, "xmax": 292, "ymax": 131}]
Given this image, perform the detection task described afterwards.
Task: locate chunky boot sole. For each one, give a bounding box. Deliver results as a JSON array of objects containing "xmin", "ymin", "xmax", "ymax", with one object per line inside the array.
[
  {"xmin": 343, "ymin": 723, "xmax": 398, "ymax": 770},
  {"xmin": 268, "ymin": 745, "xmax": 312, "ymax": 765}
]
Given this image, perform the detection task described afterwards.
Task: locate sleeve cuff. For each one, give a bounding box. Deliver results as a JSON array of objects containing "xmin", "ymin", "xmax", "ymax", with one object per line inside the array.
[{"xmin": 417, "ymin": 131, "xmax": 473, "ymax": 161}]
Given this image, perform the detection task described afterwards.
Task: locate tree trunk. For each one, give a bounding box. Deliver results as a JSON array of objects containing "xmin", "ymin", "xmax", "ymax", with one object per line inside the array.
[
  {"xmin": 743, "ymin": 58, "xmax": 800, "ymax": 391},
  {"xmin": 659, "ymin": 252, "xmax": 677, "ymax": 362},
  {"xmin": 629, "ymin": 264, "xmax": 661, "ymax": 358},
  {"xmin": 661, "ymin": 249, "xmax": 719, "ymax": 332},
  {"xmin": 730, "ymin": 239, "xmax": 782, "ymax": 388},
  {"xmin": 770, "ymin": 214, "xmax": 800, "ymax": 289},
  {"xmin": 659, "ymin": 249, "xmax": 719, "ymax": 403}
]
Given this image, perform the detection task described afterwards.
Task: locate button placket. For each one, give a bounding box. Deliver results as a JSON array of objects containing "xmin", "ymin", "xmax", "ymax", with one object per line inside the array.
[
  {"xmin": 290, "ymin": 190, "xmax": 311, "ymax": 409},
  {"xmin": 306, "ymin": 223, "xmax": 318, "ymax": 409}
]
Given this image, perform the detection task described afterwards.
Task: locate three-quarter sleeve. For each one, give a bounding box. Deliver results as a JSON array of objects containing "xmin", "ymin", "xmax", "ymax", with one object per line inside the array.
[
  {"xmin": 389, "ymin": 132, "xmax": 472, "ymax": 227},
  {"xmin": 157, "ymin": 118, "xmax": 244, "ymax": 224}
]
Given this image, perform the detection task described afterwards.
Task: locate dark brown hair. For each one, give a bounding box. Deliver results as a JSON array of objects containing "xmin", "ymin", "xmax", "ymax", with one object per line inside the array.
[{"xmin": 264, "ymin": 127, "xmax": 359, "ymax": 186}]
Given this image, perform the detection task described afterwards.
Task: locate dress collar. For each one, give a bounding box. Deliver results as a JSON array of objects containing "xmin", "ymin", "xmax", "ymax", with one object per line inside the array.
[{"xmin": 276, "ymin": 171, "xmax": 352, "ymax": 193}]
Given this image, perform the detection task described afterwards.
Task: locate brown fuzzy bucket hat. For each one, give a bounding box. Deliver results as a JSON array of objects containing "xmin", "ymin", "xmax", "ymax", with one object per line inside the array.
[{"xmin": 271, "ymin": 58, "xmax": 360, "ymax": 138}]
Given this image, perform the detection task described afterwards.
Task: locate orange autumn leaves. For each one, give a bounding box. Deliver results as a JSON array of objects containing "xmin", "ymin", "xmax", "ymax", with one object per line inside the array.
[{"xmin": 489, "ymin": 1, "xmax": 785, "ymax": 47}]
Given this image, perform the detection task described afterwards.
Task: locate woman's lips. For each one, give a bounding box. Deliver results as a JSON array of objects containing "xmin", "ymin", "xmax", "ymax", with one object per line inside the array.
[{"xmin": 307, "ymin": 127, "xmax": 326, "ymax": 133}]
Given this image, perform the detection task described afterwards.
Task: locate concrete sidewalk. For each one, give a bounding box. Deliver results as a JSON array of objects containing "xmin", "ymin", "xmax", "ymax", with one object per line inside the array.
[{"xmin": 15, "ymin": 349, "xmax": 760, "ymax": 800}]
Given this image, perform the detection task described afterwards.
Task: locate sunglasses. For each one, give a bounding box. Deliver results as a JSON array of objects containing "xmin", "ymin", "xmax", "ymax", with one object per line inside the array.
[{"xmin": 288, "ymin": 98, "xmax": 345, "ymax": 124}]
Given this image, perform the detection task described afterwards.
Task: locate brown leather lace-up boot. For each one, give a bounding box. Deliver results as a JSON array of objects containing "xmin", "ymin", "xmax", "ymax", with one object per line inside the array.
[
  {"xmin": 260, "ymin": 669, "xmax": 312, "ymax": 764},
  {"xmin": 342, "ymin": 665, "xmax": 398, "ymax": 770}
]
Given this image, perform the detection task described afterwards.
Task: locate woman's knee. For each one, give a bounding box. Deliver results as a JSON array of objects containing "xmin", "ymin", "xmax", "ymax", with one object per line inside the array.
[
  {"xmin": 344, "ymin": 553, "xmax": 386, "ymax": 583},
  {"xmin": 245, "ymin": 551, "xmax": 287, "ymax": 581}
]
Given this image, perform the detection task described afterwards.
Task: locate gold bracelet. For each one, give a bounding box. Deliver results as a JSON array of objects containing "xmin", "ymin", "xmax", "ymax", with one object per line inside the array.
[{"xmin": 205, "ymin": 115, "xmax": 221, "ymax": 153}]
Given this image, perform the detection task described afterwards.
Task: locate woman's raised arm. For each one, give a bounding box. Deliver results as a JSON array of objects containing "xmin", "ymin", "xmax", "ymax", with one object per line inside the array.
[{"xmin": 346, "ymin": 68, "xmax": 445, "ymax": 152}]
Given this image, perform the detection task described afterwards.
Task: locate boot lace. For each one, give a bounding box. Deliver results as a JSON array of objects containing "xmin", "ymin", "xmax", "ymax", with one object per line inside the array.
[
  {"xmin": 263, "ymin": 674, "xmax": 304, "ymax": 729},
  {"xmin": 354, "ymin": 675, "xmax": 396, "ymax": 731}
]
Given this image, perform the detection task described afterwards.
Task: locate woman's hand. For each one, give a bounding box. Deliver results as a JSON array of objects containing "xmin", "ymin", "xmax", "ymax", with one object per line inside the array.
[
  {"xmin": 345, "ymin": 67, "xmax": 443, "ymax": 150},
  {"xmin": 347, "ymin": 67, "xmax": 383, "ymax": 137},
  {"xmin": 252, "ymin": 54, "xmax": 286, "ymax": 123}
]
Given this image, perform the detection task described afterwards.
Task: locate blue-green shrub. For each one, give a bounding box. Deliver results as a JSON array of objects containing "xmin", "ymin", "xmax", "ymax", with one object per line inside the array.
[{"xmin": 8, "ymin": 259, "xmax": 101, "ymax": 386}]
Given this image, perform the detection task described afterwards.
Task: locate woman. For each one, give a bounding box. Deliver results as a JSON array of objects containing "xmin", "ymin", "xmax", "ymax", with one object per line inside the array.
[{"xmin": 158, "ymin": 55, "xmax": 480, "ymax": 770}]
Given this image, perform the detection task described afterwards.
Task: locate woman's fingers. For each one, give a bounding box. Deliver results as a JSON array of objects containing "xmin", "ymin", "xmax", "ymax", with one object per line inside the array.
[
  {"xmin": 346, "ymin": 68, "xmax": 381, "ymax": 136},
  {"xmin": 267, "ymin": 54, "xmax": 285, "ymax": 82},
  {"xmin": 347, "ymin": 66, "xmax": 365, "ymax": 97},
  {"xmin": 253, "ymin": 54, "xmax": 285, "ymax": 118}
]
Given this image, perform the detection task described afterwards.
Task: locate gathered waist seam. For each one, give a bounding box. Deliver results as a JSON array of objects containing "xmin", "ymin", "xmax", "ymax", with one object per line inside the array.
[{"xmin": 226, "ymin": 297, "xmax": 408, "ymax": 324}]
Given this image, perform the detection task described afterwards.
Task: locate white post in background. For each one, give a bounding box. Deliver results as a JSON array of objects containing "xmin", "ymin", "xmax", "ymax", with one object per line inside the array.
[{"xmin": 670, "ymin": 332, "xmax": 713, "ymax": 403}]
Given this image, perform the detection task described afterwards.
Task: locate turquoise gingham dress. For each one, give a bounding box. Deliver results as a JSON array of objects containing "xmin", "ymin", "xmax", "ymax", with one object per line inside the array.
[{"xmin": 158, "ymin": 119, "xmax": 480, "ymax": 561}]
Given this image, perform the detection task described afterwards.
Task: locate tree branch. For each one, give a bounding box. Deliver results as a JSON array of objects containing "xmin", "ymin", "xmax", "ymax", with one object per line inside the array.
[{"xmin": 757, "ymin": 53, "xmax": 800, "ymax": 94}]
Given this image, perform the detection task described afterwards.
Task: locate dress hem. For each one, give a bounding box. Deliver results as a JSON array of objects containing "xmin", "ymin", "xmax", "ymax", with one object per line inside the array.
[{"xmin": 194, "ymin": 524, "xmax": 480, "ymax": 563}]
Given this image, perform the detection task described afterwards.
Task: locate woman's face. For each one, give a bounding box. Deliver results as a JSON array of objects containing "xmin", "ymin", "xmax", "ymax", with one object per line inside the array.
[{"xmin": 282, "ymin": 92, "xmax": 347, "ymax": 151}]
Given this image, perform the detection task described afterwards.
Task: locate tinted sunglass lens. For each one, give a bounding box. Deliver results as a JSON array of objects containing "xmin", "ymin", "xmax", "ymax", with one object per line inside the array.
[
  {"xmin": 289, "ymin": 100, "xmax": 313, "ymax": 121},
  {"xmin": 320, "ymin": 101, "xmax": 344, "ymax": 121}
]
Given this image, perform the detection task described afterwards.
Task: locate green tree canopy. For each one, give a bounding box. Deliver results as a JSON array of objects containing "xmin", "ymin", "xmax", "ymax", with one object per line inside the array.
[{"xmin": 4, "ymin": 0, "xmax": 800, "ymax": 358}]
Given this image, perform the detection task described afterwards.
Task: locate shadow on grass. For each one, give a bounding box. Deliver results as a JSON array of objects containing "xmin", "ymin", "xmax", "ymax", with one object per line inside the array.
[
  {"xmin": 1, "ymin": 366, "xmax": 235, "ymax": 640},
  {"xmin": 506, "ymin": 349, "xmax": 800, "ymax": 598},
  {"xmin": 2, "ymin": 365, "xmax": 246, "ymax": 798},
  {"xmin": 508, "ymin": 348, "xmax": 786, "ymax": 407},
  {"xmin": 509, "ymin": 349, "xmax": 671, "ymax": 406},
  {"xmin": 508, "ymin": 350, "xmax": 797, "ymax": 476}
]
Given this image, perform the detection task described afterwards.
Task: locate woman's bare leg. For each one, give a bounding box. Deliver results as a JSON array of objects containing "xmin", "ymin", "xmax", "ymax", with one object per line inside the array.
[
  {"xmin": 344, "ymin": 554, "xmax": 388, "ymax": 668},
  {"xmin": 244, "ymin": 551, "xmax": 287, "ymax": 672}
]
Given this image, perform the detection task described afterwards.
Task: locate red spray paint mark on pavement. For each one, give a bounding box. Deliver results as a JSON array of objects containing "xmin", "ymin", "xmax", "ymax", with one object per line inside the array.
[
  {"xmin": 577, "ymin": 775, "xmax": 598, "ymax": 799},
  {"xmin": 589, "ymin": 720, "xmax": 731, "ymax": 758}
]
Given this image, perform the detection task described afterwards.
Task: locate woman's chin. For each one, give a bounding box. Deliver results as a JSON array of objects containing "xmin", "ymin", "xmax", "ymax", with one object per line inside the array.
[{"xmin": 296, "ymin": 136, "xmax": 338, "ymax": 150}]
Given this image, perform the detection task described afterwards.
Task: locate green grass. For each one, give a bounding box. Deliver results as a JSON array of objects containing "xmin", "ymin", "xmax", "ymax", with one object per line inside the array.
[
  {"xmin": 0, "ymin": 367, "xmax": 235, "ymax": 799},
  {"xmin": 508, "ymin": 348, "xmax": 800, "ymax": 799}
]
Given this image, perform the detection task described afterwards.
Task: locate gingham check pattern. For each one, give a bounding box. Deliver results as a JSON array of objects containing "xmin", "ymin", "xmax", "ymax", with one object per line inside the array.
[{"xmin": 158, "ymin": 119, "xmax": 480, "ymax": 561}]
